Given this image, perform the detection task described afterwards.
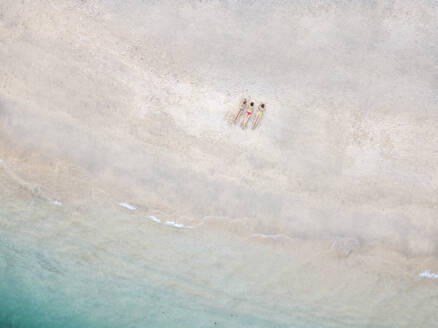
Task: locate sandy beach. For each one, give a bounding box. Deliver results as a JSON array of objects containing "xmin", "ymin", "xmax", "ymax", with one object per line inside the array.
[{"xmin": 1, "ymin": 0, "xmax": 438, "ymax": 327}]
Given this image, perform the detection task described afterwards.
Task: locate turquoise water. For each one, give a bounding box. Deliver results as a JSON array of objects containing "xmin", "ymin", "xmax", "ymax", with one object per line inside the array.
[
  {"xmin": 0, "ymin": 232, "xmax": 285, "ymax": 328},
  {"xmin": 1, "ymin": 196, "xmax": 436, "ymax": 328},
  {"xmin": 1, "ymin": 145, "xmax": 437, "ymax": 328},
  {"xmin": 0, "ymin": 231, "xmax": 313, "ymax": 327},
  {"xmin": 1, "ymin": 0, "xmax": 438, "ymax": 326},
  {"xmin": 0, "ymin": 235, "xmax": 373, "ymax": 328},
  {"xmin": 0, "ymin": 193, "xmax": 299, "ymax": 328}
]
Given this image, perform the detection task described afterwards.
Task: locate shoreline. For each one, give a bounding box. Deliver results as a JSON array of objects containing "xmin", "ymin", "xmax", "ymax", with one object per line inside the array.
[{"xmin": 1, "ymin": 0, "xmax": 437, "ymax": 326}]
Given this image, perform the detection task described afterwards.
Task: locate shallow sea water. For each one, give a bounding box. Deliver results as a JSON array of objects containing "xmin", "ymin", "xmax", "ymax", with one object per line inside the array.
[
  {"xmin": 0, "ymin": 175, "xmax": 437, "ymax": 328},
  {"xmin": 0, "ymin": 204, "xmax": 304, "ymax": 328},
  {"xmin": 1, "ymin": 0, "xmax": 438, "ymax": 326}
]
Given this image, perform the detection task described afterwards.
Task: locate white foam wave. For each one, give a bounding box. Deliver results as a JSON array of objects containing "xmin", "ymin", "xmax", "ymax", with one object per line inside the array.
[
  {"xmin": 146, "ymin": 215, "xmax": 161, "ymax": 223},
  {"xmin": 165, "ymin": 221, "xmax": 192, "ymax": 229},
  {"xmin": 53, "ymin": 201, "xmax": 63, "ymax": 206},
  {"xmin": 119, "ymin": 202, "xmax": 136, "ymax": 210},
  {"xmin": 419, "ymin": 270, "xmax": 438, "ymax": 279},
  {"xmin": 250, "ymin": 233, "xmax": 294, "ymax": 240},
  {"xmin": 145, "ymin": 215, "xmax": 192, "ymax": 229}
]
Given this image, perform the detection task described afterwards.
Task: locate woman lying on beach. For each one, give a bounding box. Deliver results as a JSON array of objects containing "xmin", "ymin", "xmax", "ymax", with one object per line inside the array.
[
  {"xmin": 241, "ymin": 101, "xmax": 255, "ymax": 129},
  {"xmin": 252, "ymin": 103, "xmax": 266, "ymax": 129},
  {"xmin": 233, "ymin": 98, "xmax": 248, "ymax": 123}
]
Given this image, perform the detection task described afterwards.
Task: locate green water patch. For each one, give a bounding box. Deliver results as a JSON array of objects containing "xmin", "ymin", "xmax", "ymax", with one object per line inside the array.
[{"xmin": 0, "ymin": 233, "xmax": 297, "ymax": 328}]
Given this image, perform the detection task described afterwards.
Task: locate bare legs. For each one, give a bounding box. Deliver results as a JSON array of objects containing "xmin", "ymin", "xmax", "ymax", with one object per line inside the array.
[
  {"xmin": 252, "ymin": 113, "xmax": 262, "ymax": 129},
  {"xmin": 231, "ymin": 100, "xmax": 265, "ymax": 129},
  {"xmin": 240, "ymin": 102, "xmax": 255, "ymax": 129},
  {"xmin": 251, "ymin": 104, "xmax": 266, "ymax": 129},
  {"xmin": 233, "ymin": 99, "xmax": 247, "ymax": 123},
  {"xmin": 241, "ymin": 112, "xmax": 252, "ymax": 129}
]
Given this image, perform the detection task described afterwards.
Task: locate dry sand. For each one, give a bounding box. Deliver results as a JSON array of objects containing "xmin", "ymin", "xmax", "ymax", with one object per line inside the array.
[{"xmin": 1, "ymin": 0, "xmax": 438, "ymax": 327}]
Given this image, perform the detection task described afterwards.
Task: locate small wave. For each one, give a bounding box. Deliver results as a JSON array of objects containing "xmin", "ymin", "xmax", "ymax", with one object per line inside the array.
[
  {"xmin": 419, "ymin": 270, "xmax": 438, "ymax": 279},
  {"xmin": 145, "ymin": 215, "xmax": 191, "ymax": 229},
  {"xmin": 53, "ymin": 201, "xmax": 63, "ymax": 206},
  {"xmin": 165, "ymin": 221, "xmax": 192, "ymax": 229},
  {"xmin": 119, "ymin": 202, "xmax": 136, "ymax": 210},
  {"xmin": 250, "ymin": 233, "xmax": 294, "ymax": 240},
  {"xmin": 146, "ymin": 215, "xmax": 161, "ymax": 223}
]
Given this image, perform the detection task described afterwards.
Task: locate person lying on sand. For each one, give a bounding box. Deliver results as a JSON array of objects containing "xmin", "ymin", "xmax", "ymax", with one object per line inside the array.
[
  {"xmin": 233, "ymin": 98, "xmax": 248, "ymax": 123},
  {"xmin": 241, "ymin": 101, "xmax": 255, "ymax": 129},
  {"xmin": 252, "ymin": 103, "xmax": 266, "ymax": 129}
]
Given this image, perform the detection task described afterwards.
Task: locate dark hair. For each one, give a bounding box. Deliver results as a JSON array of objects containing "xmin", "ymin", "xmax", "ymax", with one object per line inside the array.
[
  {"xmin": 250, "ymin": 102, "xmax": 254, "ymax": 106},
  {"xmin": 261, "ymin": 104, "xmax": 265, "ymax": 108}
]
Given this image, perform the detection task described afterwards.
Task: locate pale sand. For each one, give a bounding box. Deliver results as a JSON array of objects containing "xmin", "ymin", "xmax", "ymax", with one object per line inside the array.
[{"xmin": 1, "ymin": 0, "xmax": 438, "ymax": 326}]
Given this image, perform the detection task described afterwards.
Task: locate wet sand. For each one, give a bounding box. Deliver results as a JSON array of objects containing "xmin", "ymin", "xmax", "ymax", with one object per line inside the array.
[{"xmin": 1, "ymin": 0, "xmax": 438, "ymax": 327}]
